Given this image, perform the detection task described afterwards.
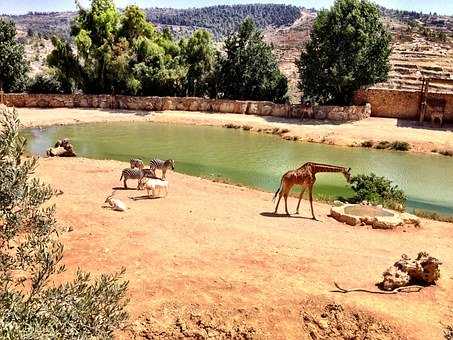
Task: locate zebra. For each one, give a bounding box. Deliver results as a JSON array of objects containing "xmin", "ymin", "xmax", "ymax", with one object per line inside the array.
[
  {"xmin": 120, "ymin": 168, "xmax": 154, "ymax": 189},
  {"xmin": 130, "ymin": 158, "xmax": 144, "ymax": 169},
  {"xmin": 149, "ymin": 159, "xmax": 175, "ymax": 179}
]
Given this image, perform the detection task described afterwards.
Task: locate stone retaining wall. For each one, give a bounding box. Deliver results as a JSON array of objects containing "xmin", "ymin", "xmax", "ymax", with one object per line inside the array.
[
  {"xmin": 2, "ymin": 93, "xmax": 371, "ymax": 122},
  {"xmin": 354, "ymin": 88, "xmax": 453, "ymax": 121}
]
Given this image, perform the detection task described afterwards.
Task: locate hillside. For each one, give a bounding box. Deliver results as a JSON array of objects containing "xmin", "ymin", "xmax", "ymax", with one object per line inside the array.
[{"xmin": 2, "ymin": 4, "xmax": 453, "ymax": 102}]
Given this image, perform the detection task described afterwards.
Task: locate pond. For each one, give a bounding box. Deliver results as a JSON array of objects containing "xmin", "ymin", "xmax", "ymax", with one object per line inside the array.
[{"xmin": 23, "ymin": 121, "xmax": 453, "ymax": 215}]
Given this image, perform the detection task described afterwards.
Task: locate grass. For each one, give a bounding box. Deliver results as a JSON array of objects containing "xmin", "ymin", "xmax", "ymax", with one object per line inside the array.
[{"xmin": 414, "ymin": 209, "xmax": 453, "ymax": 223}]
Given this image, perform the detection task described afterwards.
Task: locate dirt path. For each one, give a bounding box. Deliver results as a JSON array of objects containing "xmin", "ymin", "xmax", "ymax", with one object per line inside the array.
[
  {"xmin": 36, "ymin": 157, "xmax": 453, "ymax": 339},
  {"xmin": 17, "ymin": 107, "xmax": 453, "ymax": 155}
]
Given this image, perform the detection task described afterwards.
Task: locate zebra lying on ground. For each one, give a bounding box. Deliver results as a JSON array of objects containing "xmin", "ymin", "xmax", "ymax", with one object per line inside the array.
[
  {"xmin": 120, "ymin": 168, "xmax": 154, "ymax": 189},
  {"xmin": 149, "ymin": 159, "xmax": 175, "ymax": 179},
  {"xmin": 130, "ymin": 158, "xmax": 144, "ymax": 169}
]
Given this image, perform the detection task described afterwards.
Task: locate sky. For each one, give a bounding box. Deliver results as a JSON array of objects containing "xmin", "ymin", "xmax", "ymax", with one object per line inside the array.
[{"xmin": 0, "ymin": 0, "xmax": 452, "ymax": 15}]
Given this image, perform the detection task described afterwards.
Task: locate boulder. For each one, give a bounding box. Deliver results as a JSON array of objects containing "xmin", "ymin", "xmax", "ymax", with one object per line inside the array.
[{"xmin": 380, "ymin": 252, "xmax": 442, "ymax": 290}]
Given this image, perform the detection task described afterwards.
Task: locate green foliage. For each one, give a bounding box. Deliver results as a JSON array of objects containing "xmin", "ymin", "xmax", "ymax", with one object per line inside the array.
[
  {"xmin": 349, "ymin": 173, "xmax": 406, "ymax": 210},
  {"xmin": 215, "ymin": 18, "xmax": 288, "ymax": 103},
  {"xmin": 298, "ymin": 0, "xmax": 391, "ymax": 105},
  {"xmin": 27, "ymin": 73, "xmax": 67, "ymax": 94},
  {"xmin": 0, "ymin": 107, "xmax": 129, "ymax": 338},
  {"xmin": 180, "ymin": 29, "xmax": 216, "ymax": 97},
  {"xmin": 389, "ymin": 141, "xmax": 410, "ymax": 151},
  {"xmin": 374, "ymin": 140, "xmax": 411, "ymax": 151},
  {"xmin": 0, "ymin": 19, "xmax": 29, "ymax": 92}
]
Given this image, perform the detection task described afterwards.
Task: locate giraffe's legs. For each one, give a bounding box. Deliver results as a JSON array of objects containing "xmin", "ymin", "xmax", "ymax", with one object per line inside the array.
[
  {"xmin": 284, "ymin": 194, "xmax": 290, "ymax": 215},
  {"xmin": 295, "ymin": 186, "xmax": 306, "ymax": 214},
  {"xmin": 308, "ymin": 185, "xmax": 317, "ymax": 220},
  {"xmin": 274, "ymin": 194, "xmax": 282, "ymax": 213}
]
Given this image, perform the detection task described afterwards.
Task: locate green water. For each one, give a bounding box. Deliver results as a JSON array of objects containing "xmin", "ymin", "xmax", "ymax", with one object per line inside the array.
[{"xmin": 24, "ymin": 121, "xmax": 453, "ymax": 214}]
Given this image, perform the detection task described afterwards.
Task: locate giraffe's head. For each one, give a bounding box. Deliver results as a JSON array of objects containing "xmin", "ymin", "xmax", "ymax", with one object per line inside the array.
[{"xmin": 343, "ymin": 168, "xmax": 352, "ymax": 183}]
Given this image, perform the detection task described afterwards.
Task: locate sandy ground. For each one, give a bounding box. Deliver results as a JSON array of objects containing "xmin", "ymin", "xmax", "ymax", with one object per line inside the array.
[
  {"xmin": 17, "ymin": 107, "xmax": 453, "ymax": 154},
  {"xmin": 35, "ymin": 157, "xmax": 453, "ymax": 339}
]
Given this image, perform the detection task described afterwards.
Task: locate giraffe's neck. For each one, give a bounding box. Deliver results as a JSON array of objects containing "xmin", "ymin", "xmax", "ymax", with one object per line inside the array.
[{"xmin": 308, "ymin": 163, "xmax": 348, "ymax": 175}]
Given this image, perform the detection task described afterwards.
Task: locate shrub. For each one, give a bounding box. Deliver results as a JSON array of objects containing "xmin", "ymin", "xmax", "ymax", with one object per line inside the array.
[
  {"xmin": 389, "ymin": 141, "xmax": 410, "ymax": 151},
  {"xmin": 361, "ymin": 140, "xmax": 374, "ymax": 148},
  {"xmin": 27, "ymin": 73, "xmax": 67, "ymax": 94},
  {"xmin": 0, "ymin": 107, "xmax": 129, "ymax": 338},
  {"xmin": 349, "ymin": 173, "xmax": 406, "ymax": 210},
  {"xmin": 414, "ymin": 210, "xmax": 453, "ymax": 224},
  {"xmin": 375, "ymin": 141, "xmax": 391, "ymax": 149}
]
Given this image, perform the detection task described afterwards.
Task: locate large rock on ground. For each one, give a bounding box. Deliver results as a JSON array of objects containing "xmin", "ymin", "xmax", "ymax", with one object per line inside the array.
[{"xmin": 381, "ymin": 252, "xmax": 442, "ymax": 290}]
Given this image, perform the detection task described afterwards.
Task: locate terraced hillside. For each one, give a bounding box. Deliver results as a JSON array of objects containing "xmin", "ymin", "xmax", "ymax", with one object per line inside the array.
[
  {"xmin": 374, "ymin": 38, "xmax": 453, "ymax": 92},
  {"xmin": 264, "ymin": 13, "xmax": 453, "ymax": 102}
]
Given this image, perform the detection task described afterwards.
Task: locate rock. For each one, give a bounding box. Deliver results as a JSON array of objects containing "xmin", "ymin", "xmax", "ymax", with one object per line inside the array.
[
  {"xmin": 330, "ymin": 206, "xmax": 360, "ymax": 226},
  {"xmin": 371, "ymin": 216, "xmax": 403, "ymax": 230},
  {"xmin": 400, "ymin": 212, "xmax": 421, "ymax": 227},
  {"xmin": 382, "ymin": 266, "xmax": 411, "ymax": 290},
  {"xmin": 380, "ymin": 252, "xmax": 442, "ymax": 290}
]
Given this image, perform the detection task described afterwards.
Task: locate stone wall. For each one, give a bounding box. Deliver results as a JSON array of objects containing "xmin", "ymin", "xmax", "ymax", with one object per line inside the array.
[
  {"xmin": 1, "ymin": 93, "xmax": 371, "ymax": 122},
  {"xmin": 354, "ymin": 88, "xmax": 453, "ymax": 121}
]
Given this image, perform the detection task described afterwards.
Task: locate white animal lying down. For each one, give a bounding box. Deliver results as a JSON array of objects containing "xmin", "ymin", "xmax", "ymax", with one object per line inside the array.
[
  {"xmin": 139, "ymin": 178, "xmax": 168, "ymax": 198},
  {"xmin": 104, "ymin": 191, "xmax": 127, "ymax": 211}
]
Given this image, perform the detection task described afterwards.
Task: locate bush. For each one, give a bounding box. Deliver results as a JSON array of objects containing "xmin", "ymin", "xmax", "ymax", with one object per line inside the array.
[
  {"xmin": 27, "ymin": 73, "xmax": 67, "ymax": 94},
  {"xmin": 0, "ymin": 107, "xmax": 129, "ymax": 338},
  {"xmin": 389, "ymin": 141, "xmax": 410, "ymax": 151},
  {"xmin": 414, "ymin": 210, "xmax": 453, "ymax": 224},
  {"xmin": 349, "ymin": 173, "xmax": 406, "ymax": 210},
  {"xmin": 375, "ymin": 141, "xmax": 391, "ymax": 149},
  {"xmin": 361, "ymin": 140, "xmax": 374, "ymax": 147}
]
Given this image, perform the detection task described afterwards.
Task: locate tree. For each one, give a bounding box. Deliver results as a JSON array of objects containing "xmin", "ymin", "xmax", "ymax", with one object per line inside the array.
[
  {"xmin": 0, "ymin": 19, "xmax": 29, "ymax": 92},
  {"xmin": 180, "ymin": 29, "xmax": 216, "ymax": 97},
  {"xmin": 215, "ymin": 18, "xmax": 288, "ymax": 103},
  {"xmin": 298, "ymin": 0, "xmax": 391, "ymax": 105},
  {"xmin": 0, "ymin": 107, "xmax": 129, "ymax": 338}
]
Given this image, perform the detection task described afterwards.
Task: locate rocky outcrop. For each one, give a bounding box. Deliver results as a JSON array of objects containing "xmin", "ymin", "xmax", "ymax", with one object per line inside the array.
[
  {"xmin": 2, "ymin": 93, "xmax": 372, "ymax": 122},
  {"xmin": 381, "ymin": 252, "xmax": 442, "ymax": 290},
  {"xmin": 46, "ymin": 138, "xmax": 76, "ymax": 157}
]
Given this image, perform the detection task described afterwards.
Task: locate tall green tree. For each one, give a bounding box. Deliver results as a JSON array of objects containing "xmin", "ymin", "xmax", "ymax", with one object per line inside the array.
[
  {"xmin": 0, "ymin": 19, "xmax": 29, "ymax": 92},
  {"xmin": 180, "ymin": 29, "xmax": 216, "ymax": 97},
  {"xmin": 298, "ymin": 0, "xmax": 391, "ymax": 105},
  {"xmin": 0, "ymin": 107, "xmax": 129, "ymax": 338},
  {"xmin": 216, "ymin": 18, "xmax": 288, "ymax": 103}
]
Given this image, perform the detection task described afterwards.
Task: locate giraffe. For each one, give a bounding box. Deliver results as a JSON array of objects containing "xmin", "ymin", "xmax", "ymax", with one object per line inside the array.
[{"xmin": 273, "ymin": 162, "xmax": 351, "ymax": 220}]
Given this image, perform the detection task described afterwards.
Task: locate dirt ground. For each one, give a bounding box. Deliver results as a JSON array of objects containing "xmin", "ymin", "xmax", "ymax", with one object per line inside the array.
[
  {"xmin": 35, "ymin": 157, "xmax": 453, "ymax": 339},
  {"xmin": 17, "ymin": 107, "xmax": 453, "ymax": 155}
]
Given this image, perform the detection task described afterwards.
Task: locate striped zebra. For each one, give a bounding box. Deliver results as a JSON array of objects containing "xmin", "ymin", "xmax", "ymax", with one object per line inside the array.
[
  {"xmin": 130, "ymin": 158, "xmax": 144, "ymax": 169},
  {"xmin": 120, "ymin": 168, "xmax": 154, "ymax": 189},
  {"xmin": 149, "ymin": 159, "xmax": 175, "ymax": 179}
]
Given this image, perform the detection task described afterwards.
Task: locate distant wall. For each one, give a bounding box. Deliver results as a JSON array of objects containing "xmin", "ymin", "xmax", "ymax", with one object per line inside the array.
[
  {"xmin": 354, "ymin": 88, "xmax": 453, "ymax": 121},
  {"xmin": 2, "ymin": 93, "xmax": 371, "ymax": 122}
]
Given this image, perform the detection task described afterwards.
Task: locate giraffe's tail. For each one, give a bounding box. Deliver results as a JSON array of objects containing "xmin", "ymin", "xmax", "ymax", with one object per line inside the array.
[{"xmin": 272, "ymin": 177, "xmax": 283, "ymax": 202}]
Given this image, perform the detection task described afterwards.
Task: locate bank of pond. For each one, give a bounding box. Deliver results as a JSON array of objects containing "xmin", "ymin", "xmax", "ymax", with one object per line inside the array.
[{"xmin": 23, "ymin": 121, "xmax": 453, "ymax": 215}]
